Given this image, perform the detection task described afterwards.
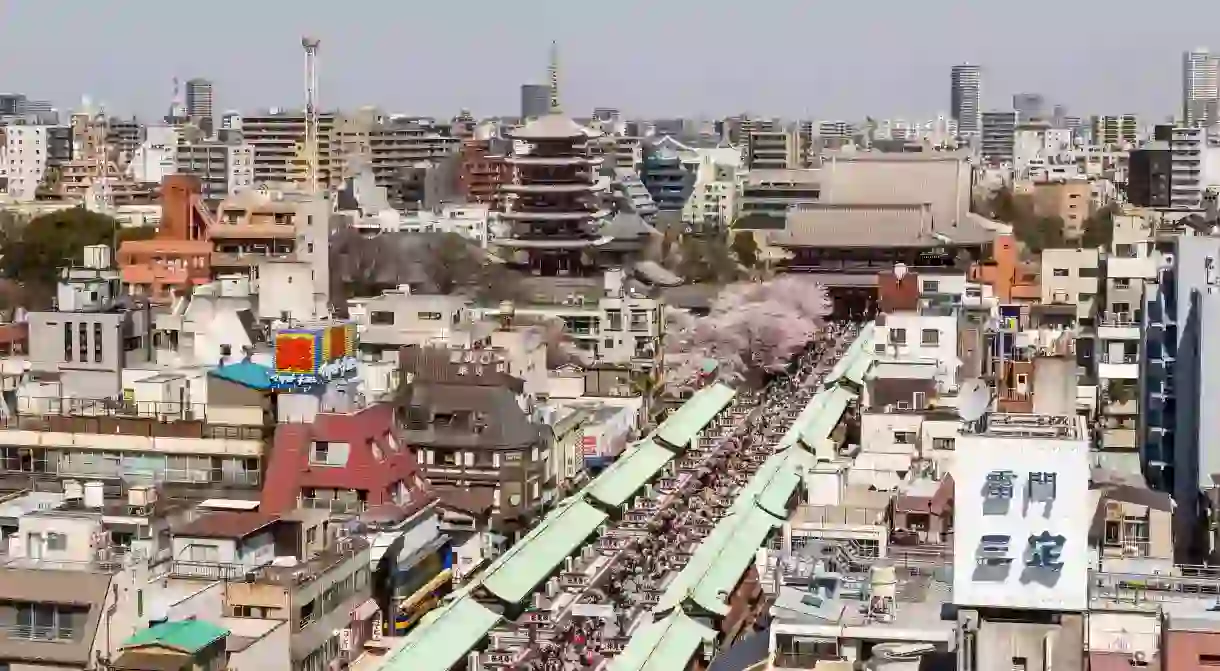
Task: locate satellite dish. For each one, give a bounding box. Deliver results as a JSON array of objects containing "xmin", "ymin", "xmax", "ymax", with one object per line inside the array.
[
  {"xmin": 893, "ymin": 263, "xmax": 909, "ymax": 281},
  {"xmin": 957, "ymin": 378, "xmax": 990, "ymax": 423}
]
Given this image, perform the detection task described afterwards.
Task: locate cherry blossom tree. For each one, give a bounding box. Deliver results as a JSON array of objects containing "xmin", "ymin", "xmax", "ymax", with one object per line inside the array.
[{"xmin": 664, "ymin": 276, "xmax": 830, "ymax": 390}]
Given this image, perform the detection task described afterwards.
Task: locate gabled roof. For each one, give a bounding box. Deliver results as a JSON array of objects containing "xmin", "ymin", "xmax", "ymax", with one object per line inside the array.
[{"xmin": 123, "ymin": 620, "xmax": 229, "ymax": 654}]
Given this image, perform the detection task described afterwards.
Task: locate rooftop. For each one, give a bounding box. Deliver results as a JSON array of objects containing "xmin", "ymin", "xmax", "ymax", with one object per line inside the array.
[
  {"xmin": 122, "ymin": 620, "xmax": 229, "ymax": 654},
  {"xmin": 974, "ymin": 412, "xmax": 1086, "ymax": 441},
  {"xmin": 173, "ymin": 511, "xmax": 280, "ymax": 539},
  {"xmin": 250, "ymin": 535, "xmax": 368, "ymax": 587}
]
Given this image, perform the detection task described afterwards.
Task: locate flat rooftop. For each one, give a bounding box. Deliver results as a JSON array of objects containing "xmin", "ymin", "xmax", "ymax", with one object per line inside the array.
[{"xmin": 975, "ymin": 412, "xmax": 1086, "ymax": 441}]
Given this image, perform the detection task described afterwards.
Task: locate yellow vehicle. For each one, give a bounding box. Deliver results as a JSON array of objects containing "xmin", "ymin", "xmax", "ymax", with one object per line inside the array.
[{"xmin": 394, "ymin": 569, "xmax": 451, "ymax": 633}]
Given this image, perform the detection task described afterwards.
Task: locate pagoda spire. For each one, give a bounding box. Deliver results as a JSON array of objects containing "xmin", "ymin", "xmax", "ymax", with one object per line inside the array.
[{"xmin": 548, "ymin": 40, "xmax": 561, "ymax": 114}]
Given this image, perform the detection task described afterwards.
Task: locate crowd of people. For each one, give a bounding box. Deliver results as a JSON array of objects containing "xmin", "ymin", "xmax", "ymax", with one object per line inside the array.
[{"xmin": 518, "ymin": 322, "xmax": 861, "ymax": 671}]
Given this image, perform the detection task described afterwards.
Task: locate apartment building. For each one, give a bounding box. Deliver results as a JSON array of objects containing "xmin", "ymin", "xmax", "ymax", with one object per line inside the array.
[
  {"xmin": 681, "ymin": 147, "xmax": 742, "ymax": 228},
  {"xmin": 211, "ymin": 189, "xmax": 331, "ymax": 317},
  {"xmin": 1090, "ymin": 114, "xmax": 1139, "ymax": 149},
  {"xmin": 1, "ymin": 124, "xmax": 48, "ymax": 201},
  {"xmin": 400, "ymin": 347, "xmax": 548, "ymax": 533},
  {"xmin": 1041, "ymin": 248, "xmax": 1100, "ymax": 322},
  {"xmin": 736, "ymin": 168, "xmax": 821, "ymax": 217},
  {"xmin": 176, "ymin": 140, "xmax": 255, "ymax": 201},
  {"xmin": 337, "ymin": 111, "xmax": 459, "ymax": 207},
  {"xmin": 240, "ymin": 111, "xmax": 340, "ymax": 188},
  {"xmin": 980, "ymin": 110, "xmax": 1018, "ymax": 164},
  {"xmin": 0, "ymin": 545, "xmax": 145, "ymax": 671},
  {"xmin": 743, "ymin": 127, "xmax": 807, "ymax": 170}
]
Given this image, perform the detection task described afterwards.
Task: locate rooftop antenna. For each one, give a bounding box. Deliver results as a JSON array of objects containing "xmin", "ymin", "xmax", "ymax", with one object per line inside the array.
[
  {"xmin": 957, "ymin": 377, "xmax": 991, "ymax": 427},
  {"xmin": 302, "ymin": 36, "xmax": 321, "ymax": 193}
]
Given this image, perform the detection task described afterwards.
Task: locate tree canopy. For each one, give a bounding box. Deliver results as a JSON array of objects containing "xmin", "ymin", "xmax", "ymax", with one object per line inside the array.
[
  {"xmin": 730, "ymin": 231, "xmax": 760, "ymax": 268},
  {"xmin": 0, "ymin": 207, "xmax": 148, "ymax": 308}
]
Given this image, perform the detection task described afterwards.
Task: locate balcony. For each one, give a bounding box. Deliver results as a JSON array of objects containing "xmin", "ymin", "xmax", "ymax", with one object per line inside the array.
[
  {"xmin": 1101, "ymin": 427, "xmax": 1138, "ymax": 450},
  {"xmin": 1098, "ymin": 354, "xmax": 1139, "ymax": 381},
  {"xmin": 1103, "ymin": 398, "xmax": 1139, "ymax": 416},
  {"xmin": 169, "ymin": 560, "xmax": 257, "ymax": 581},
  {"xmin": 299, "ymin": 497, "xmax": 368, "ymax": 515}
]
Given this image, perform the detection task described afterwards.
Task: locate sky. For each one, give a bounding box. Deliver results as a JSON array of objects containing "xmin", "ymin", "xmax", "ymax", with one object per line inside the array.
[{"xmin": 0, "ymin": 0, "xmax": 1217, "ymax": 123}]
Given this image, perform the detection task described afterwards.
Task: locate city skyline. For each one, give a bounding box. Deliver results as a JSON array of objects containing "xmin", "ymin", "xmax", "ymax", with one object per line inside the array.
[{"xmin": 0, "ymin": 0, "xmax": 1215, "ymax": 122}]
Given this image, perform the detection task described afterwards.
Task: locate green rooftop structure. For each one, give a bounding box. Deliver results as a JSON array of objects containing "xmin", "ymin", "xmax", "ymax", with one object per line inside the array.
[
  {"xmin": 586, "ymin": 439, "xmax": 675, "ymax": 508},
  {"xmin": 480, "ymin": 498, "xmax": 608, "ymax": 603},
  {"xmin": 122, "ymin": 620, "xmax": 229, "ymax": 653},
  {"xmin": 654, "ymin": 382, "xmax": 737, "ymax": 448},
  {"xmin": 609, "ymin": 611, "xmax": 716, "ymax": 671},
  {"xmin": 384, "ymin": 597, "xmax": 503, "ymax": 671}
]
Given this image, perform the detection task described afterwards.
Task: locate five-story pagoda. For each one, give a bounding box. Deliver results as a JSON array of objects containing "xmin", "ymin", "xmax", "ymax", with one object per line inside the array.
[{"xmin": 499, "ymin": 114, "xmax": 612, "ymax": 276}]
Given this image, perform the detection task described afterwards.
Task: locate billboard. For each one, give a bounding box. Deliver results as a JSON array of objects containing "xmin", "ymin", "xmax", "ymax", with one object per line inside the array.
[{"xmin": 271, "ymin": 323, "xmax": 358, "ymax": 389}]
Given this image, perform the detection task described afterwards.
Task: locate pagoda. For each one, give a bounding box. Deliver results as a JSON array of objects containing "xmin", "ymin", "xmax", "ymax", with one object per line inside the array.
[{"xmin": 498, "ymin": 115, "xmax": 612, "ymax": 276}]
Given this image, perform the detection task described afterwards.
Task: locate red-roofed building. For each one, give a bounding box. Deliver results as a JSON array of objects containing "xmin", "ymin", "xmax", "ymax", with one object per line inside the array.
[{"xmin": 260, "ymin": 402, "xmax": 431, "ymax": 517}]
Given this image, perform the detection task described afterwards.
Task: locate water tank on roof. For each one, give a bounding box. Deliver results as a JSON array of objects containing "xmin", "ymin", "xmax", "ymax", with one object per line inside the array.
[{"xmin": 83, "ymin": 481, "xmax": 104, "ymax": 509}]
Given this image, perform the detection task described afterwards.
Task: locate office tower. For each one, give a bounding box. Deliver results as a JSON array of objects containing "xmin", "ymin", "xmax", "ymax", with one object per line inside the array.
[
  {"xmin": 950, "ymin": 64, "xmax": 982, "ymax": 135},
  {"xmin": 1052, "ymin": 104, "xmax": 1068, "ymax": 128},
  {"xmin": 520, "ymin": 84, "xmax": 550, "ymax": 120},
  {"xmin": 1012, "ymin": 93, "xmax": 1046, "ymax": 122},
  {"xmin": 1182, "ymin": 48, "xmax": 1218, "ymax": 127},
  {"xmin": 185, "ymin": 78, "xmax": 215, "ymax": 136}
]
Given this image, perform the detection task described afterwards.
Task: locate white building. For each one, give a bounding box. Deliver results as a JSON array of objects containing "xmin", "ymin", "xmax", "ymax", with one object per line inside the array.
[
  {"xmin": 1013, "ymin": 127, "xmax": 1074, "ymax": 181},
  {"xmin": 681, "ymin": 147, "xmax": 742, "ymax": 227},
  {"xmin": 874, "ymin": 312, "xmax": 959, "ymax": 393},
  {"xmin": 126, "ymin": 125, "xmax": 179, "ymax": 184},
  {"xmin": 1, "ymin": 124, "xmax": 48, "ymax": 202},
  {"xmin": 952, "ymin": 413, "xmax": 1091, "ymax": 612}
]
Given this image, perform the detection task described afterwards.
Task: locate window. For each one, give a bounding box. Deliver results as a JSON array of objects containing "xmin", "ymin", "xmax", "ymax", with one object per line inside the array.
[
  {"xmin": 605, "ymin": 310, "xmax": 622, "ymax": 331},
  {"xmin": 1052, "ymin": 268, "xmax": 1069, "ymax": 277},
  {"xmin": 1200, "ymin": 655, "xmax": 1220, "ymax": 666},
  {"xmin": 310, "ymin": 442, "xmax": 334, "ymax": 466},
  {"xmin": 77, "ymin": 322, "xmax": 87, "ymax": 362},
  {"xmin": 417, "ymin": 312, "xmax": 443, "ymax": 321},
  {"xmin": 220, "ymin": 344, "xmax": 232, "ymax": 357},
  {"xmin": 893, "ymin": 431, "xmax": 916, "ymax": 445},
  {"xmin": 46, "ymin": 532, "xmax": 66, "ymax": 551},
  {"xmin": 889, "ymin": 328, "xmax": 907, "ymax": 345},
  {"xmin": 920, "ymin": 329, "xmax": 939, "ymax": 346},
  {"xmin": 874, "ymin": 344, "xmax": 886, "ymax": 354},
  {"xmin": 1113, "ymin": 278, "xmax": 1130, "ymax": 289},
  {"xmin": 14, "ymin": 603, "xmax": 78, "ymax": 641},
  {"xmin": 369, "ymin": 311, "xmax": 395, "ymax": 325},
  {"xmin": 922, "ymin": 280, "xmax": 940, "ymax": 293},
  {"xmin": 1115, "ymin": 244, "xmax": 1134, "ymax": 257},
  {"xmin": 932, "ymin": 437, "xmax": 955, "ymax": 451},
  {"xmin": 63, "ymin": 322, "xmax": 73, "ymax": 362},
  {"xmin": 1078, "ymin": 293, "xmax": 1093, "ymax": 302},
  {"xmin": 604, "ymin": 338, "xmax": 614, "ymax": 349},
  {"xmin": 93, "ymin": 323, "xmax": 103, "ymax": 363}
]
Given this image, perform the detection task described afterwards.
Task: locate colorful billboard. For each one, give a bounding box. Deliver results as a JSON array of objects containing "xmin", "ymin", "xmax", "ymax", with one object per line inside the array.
[{"xmin": 271, "ymin": 323, "xmax": 358, "ymax": 389}]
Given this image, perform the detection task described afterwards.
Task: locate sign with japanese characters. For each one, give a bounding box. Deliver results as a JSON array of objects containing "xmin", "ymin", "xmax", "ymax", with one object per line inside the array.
[{"xmin": 271, "ymin": 323, "xmax": 358, "ymax": 389}]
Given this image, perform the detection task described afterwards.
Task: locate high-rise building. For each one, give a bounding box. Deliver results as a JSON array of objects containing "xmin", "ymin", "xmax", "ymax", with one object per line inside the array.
[
  {"xmin": 1182, "ymin": 48, "xmax": 1218, "ymax": 127},
  {"xmin": 520, "ymin": 84, "xmax": 549, "ymax": 120},
  {"xmin": 185, "ymin": 78, "xmax": 215, "ymax": 136},
  {"xmin": 1012, "ymin": 93, "xmax": 1046, "ymax": 122},
  {"xmin": 950, "ymin": 64, "xmax": 982, "ymax": 135}
]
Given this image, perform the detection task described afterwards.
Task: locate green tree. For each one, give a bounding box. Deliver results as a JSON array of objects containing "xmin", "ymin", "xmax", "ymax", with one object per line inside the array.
[
  {"xmin": 0, "ymin": 207, "xmax": 125, "ymax": 300},
  {"xmin": 730, "ymin": 231, "xmax": 760, "ymax": 268},
  {"xmin": 1012, "ymin": 215, "xmax": 1066, "ymax": 255},
  {"xmin": 1080, "ymin": 205, "xmax": 1118, "ymax": 250}
]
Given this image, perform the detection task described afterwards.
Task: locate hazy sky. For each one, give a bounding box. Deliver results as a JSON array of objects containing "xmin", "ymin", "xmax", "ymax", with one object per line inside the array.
[{"xmin": 1, "ymin": 0, "xmax": 1216, "ymax": 122}]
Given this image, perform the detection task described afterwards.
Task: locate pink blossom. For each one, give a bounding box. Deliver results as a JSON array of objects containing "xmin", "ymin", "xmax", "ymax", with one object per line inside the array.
[{"xmin": 664, "ymin": 277, "xmax": 830, "ymax": 390}]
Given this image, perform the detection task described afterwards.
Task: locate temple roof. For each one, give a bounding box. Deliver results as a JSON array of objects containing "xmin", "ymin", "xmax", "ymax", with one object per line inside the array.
[{"xmin": 512, "ymin": 113, "xmax": 599, "ymax": 140}]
